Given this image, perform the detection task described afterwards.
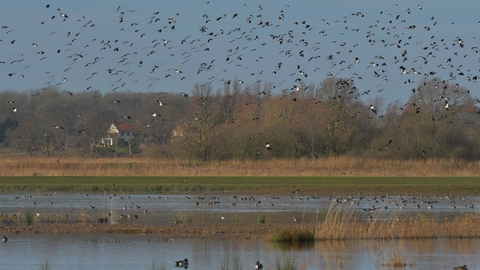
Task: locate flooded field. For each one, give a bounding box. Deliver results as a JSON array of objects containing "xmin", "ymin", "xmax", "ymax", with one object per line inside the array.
[
  {"xmin": 0, "ymin": 192, "xmax": 478, "ymax": 226},
  {"xmin": 0, "ymin": 191, "xmax": 479, "ymax": 269}
]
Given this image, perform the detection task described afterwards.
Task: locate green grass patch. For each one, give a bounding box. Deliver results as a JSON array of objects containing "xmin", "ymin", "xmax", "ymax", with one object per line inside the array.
[
  {"xmin": 24, "ymin": 209, "xmax": 35, "ymax": 226},
  {"xmin": 271, "ymin": 227, "xmax": 315, "ymax": 243},
  {"xmin": 0, "ymin": 176, "xmax": 479, "ymax": 194},
  {"xmin": 257, "ymin": 213, "xmax": 266, "ymax": 224}
]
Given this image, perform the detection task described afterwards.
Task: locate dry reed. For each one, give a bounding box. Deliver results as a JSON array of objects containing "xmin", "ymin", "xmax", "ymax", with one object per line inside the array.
[
  {"xmin": 376, "ymin": 247, "xmax": 414, "ymax": 269},
  {"xmin": 268, "ymin": 202, "xmax": 480, "ymax": 243},
  {"xmin": 313, "ymin": 203, "xmax": 480, "ymax": 240},
  {"xmin": 0, "ymin": 156, "xmax": 479, "ymax": 176}
]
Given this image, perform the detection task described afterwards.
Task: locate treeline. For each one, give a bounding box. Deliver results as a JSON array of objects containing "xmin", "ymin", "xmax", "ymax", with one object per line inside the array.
[{"xmin": 0, "ymin": 76, "xmax": 479, "ymax": 161}]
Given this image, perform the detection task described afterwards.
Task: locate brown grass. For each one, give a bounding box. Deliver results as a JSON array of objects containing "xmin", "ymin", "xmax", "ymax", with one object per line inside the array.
[{"xmin": 0, "ymin": 156, "xmax": 479, "ymax": 176}]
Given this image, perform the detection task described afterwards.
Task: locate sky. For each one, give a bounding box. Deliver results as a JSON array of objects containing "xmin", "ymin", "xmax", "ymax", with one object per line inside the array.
[{"xmin": 1, "ymin": 0, "xmax": 480, "ymax": 104}]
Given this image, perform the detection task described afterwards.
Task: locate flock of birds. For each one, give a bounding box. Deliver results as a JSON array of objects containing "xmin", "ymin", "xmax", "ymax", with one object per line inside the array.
[
  {"xmin": 0, "ymin": 1, "xmax": 479, "ymax": 159},
  {"xmin": 1, "ymin": 1, "xmax": 479, "ymax": 109},
  {"xmin": 4, "ymin": 190, "xmax": 479, "ymax": 222},
  {"xmin": 0, "ymin": 3, "xmax": 477, "ymax": 268}
]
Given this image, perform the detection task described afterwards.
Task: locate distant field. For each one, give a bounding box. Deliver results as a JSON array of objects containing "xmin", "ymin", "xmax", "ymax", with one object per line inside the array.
[
  {"xmin": 1, "ymin": 156, "xmax": 479, "ymax": 195},
  {"xmin": 0, "ymin": 176, "xmax": 479, "ymax": 195}
]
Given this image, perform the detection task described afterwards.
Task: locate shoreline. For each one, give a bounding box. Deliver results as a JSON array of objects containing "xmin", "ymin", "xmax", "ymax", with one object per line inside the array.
[
  {"xmin": 1, "ymin": 223, "xmax": 284, "ymax": 240},
  {"xmin": 2, "ymin": 212, "xmax": 480, "ymax": 240}
]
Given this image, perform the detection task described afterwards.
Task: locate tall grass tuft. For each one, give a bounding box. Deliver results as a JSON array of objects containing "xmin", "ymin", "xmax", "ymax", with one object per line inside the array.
[
  {"xmin": 40, "ymin": 259, "xmax": 51, "ymax": 270},
  {"xmin": 376, "ymin": 247, "xmax": 414, "ymax": 269},
  {"xmin": 257, "ymin": 213, "xmax": 266, "ymax": 224},
  {"xmin": 273, "ymin": 257, "xmax": 298, "ymax": 270},
  {"xmin": 24, "ymin": 209, "xmax": 34, "ymax": 226},
  {"xmin": 148, "ymin": 258, "xmax": 166, "ymax": 270},
  {"xmin": 218, "ymin": 255, "xmax": 243, "ymax": 270},
  {"xmin": 271, "ymin": 227, "xmax": 315, "ymax": 243},
  {"xmin": 315, "ymin": 202, "xmax": 361, "ymax": 240}
]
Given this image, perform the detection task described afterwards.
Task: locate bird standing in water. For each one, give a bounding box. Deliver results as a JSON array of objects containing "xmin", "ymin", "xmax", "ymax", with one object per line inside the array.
[{"xmin": 2, "ymin": 235, "xmax": 7, "ymax": 243}]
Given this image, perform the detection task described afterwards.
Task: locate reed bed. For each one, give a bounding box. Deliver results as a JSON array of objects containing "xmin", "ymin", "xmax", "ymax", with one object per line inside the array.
[
  {"xmin": 0, "ymin": 156, "xmax": 479, "ymax": 177},
  {"xmin": 268, "ymin": 202, "xmax": 480, "ymax": 243}
]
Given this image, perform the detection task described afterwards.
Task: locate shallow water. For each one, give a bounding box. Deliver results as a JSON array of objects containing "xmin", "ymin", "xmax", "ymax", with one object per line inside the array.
[
  {"xmin": 1, "ymin": 192, "xmax": 477, "ymax": 226},
  {"xmin": 1, "ymin": 235, "xmax": 479, "ymax": 269},
  {"xmin": 0, "ymin": 192, "xmax": 479, "ymax": 269}
]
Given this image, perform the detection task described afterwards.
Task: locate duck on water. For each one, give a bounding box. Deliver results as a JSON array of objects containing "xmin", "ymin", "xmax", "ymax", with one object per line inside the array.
[{"xmin": 175, "ymin": 258, "xmax": 188, "ymax": 268}]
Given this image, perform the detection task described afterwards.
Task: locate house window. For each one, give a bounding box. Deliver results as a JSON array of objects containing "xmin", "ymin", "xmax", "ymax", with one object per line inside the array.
[
  {"xmin": 174, "ymin": 131, "xmax": 177, "ymax": 136},
  {"xmin": 180, "ymin": 131, "xmax": 183, "ymax": 136},
  {"xmin": 121, "ymin": 132, "xmax": 124, "ymax": 136}
]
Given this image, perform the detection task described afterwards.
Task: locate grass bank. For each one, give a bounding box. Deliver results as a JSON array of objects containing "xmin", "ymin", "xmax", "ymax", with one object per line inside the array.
[{"xmin": 0, "ymin": 176, "xmax": 480, "ymax": 195}]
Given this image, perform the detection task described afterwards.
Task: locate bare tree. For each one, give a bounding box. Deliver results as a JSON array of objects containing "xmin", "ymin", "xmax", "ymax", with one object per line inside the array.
[
  {"xmin": 180, "ymin": 83, "xmax": 225, "ymax": 161},
  {"xmin": 317, "ymin": 77, "xmax": 361, "ymax": 155}
]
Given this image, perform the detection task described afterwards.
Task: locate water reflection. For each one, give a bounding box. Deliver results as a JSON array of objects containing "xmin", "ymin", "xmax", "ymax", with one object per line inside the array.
[{"xmin": 1, "ymin": 234, "xmax": 479, "ymax": 269}]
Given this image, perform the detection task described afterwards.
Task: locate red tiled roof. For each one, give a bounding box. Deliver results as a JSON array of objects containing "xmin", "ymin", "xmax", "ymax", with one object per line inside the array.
[{"xmin": 117, "ymin": 122, "xmax": 141, "ymax": 132}]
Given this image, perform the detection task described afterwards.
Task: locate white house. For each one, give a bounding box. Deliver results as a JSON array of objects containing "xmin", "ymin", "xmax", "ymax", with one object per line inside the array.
[{"xmin": 101, "ymin": 123, "xmax": 140, "ymax": 147}]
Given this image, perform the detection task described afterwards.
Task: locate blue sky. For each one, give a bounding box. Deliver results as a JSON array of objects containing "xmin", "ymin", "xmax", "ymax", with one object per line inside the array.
[{"xmin": 1, "ymin": 0, "xmax": 479, "ymax": 105}]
